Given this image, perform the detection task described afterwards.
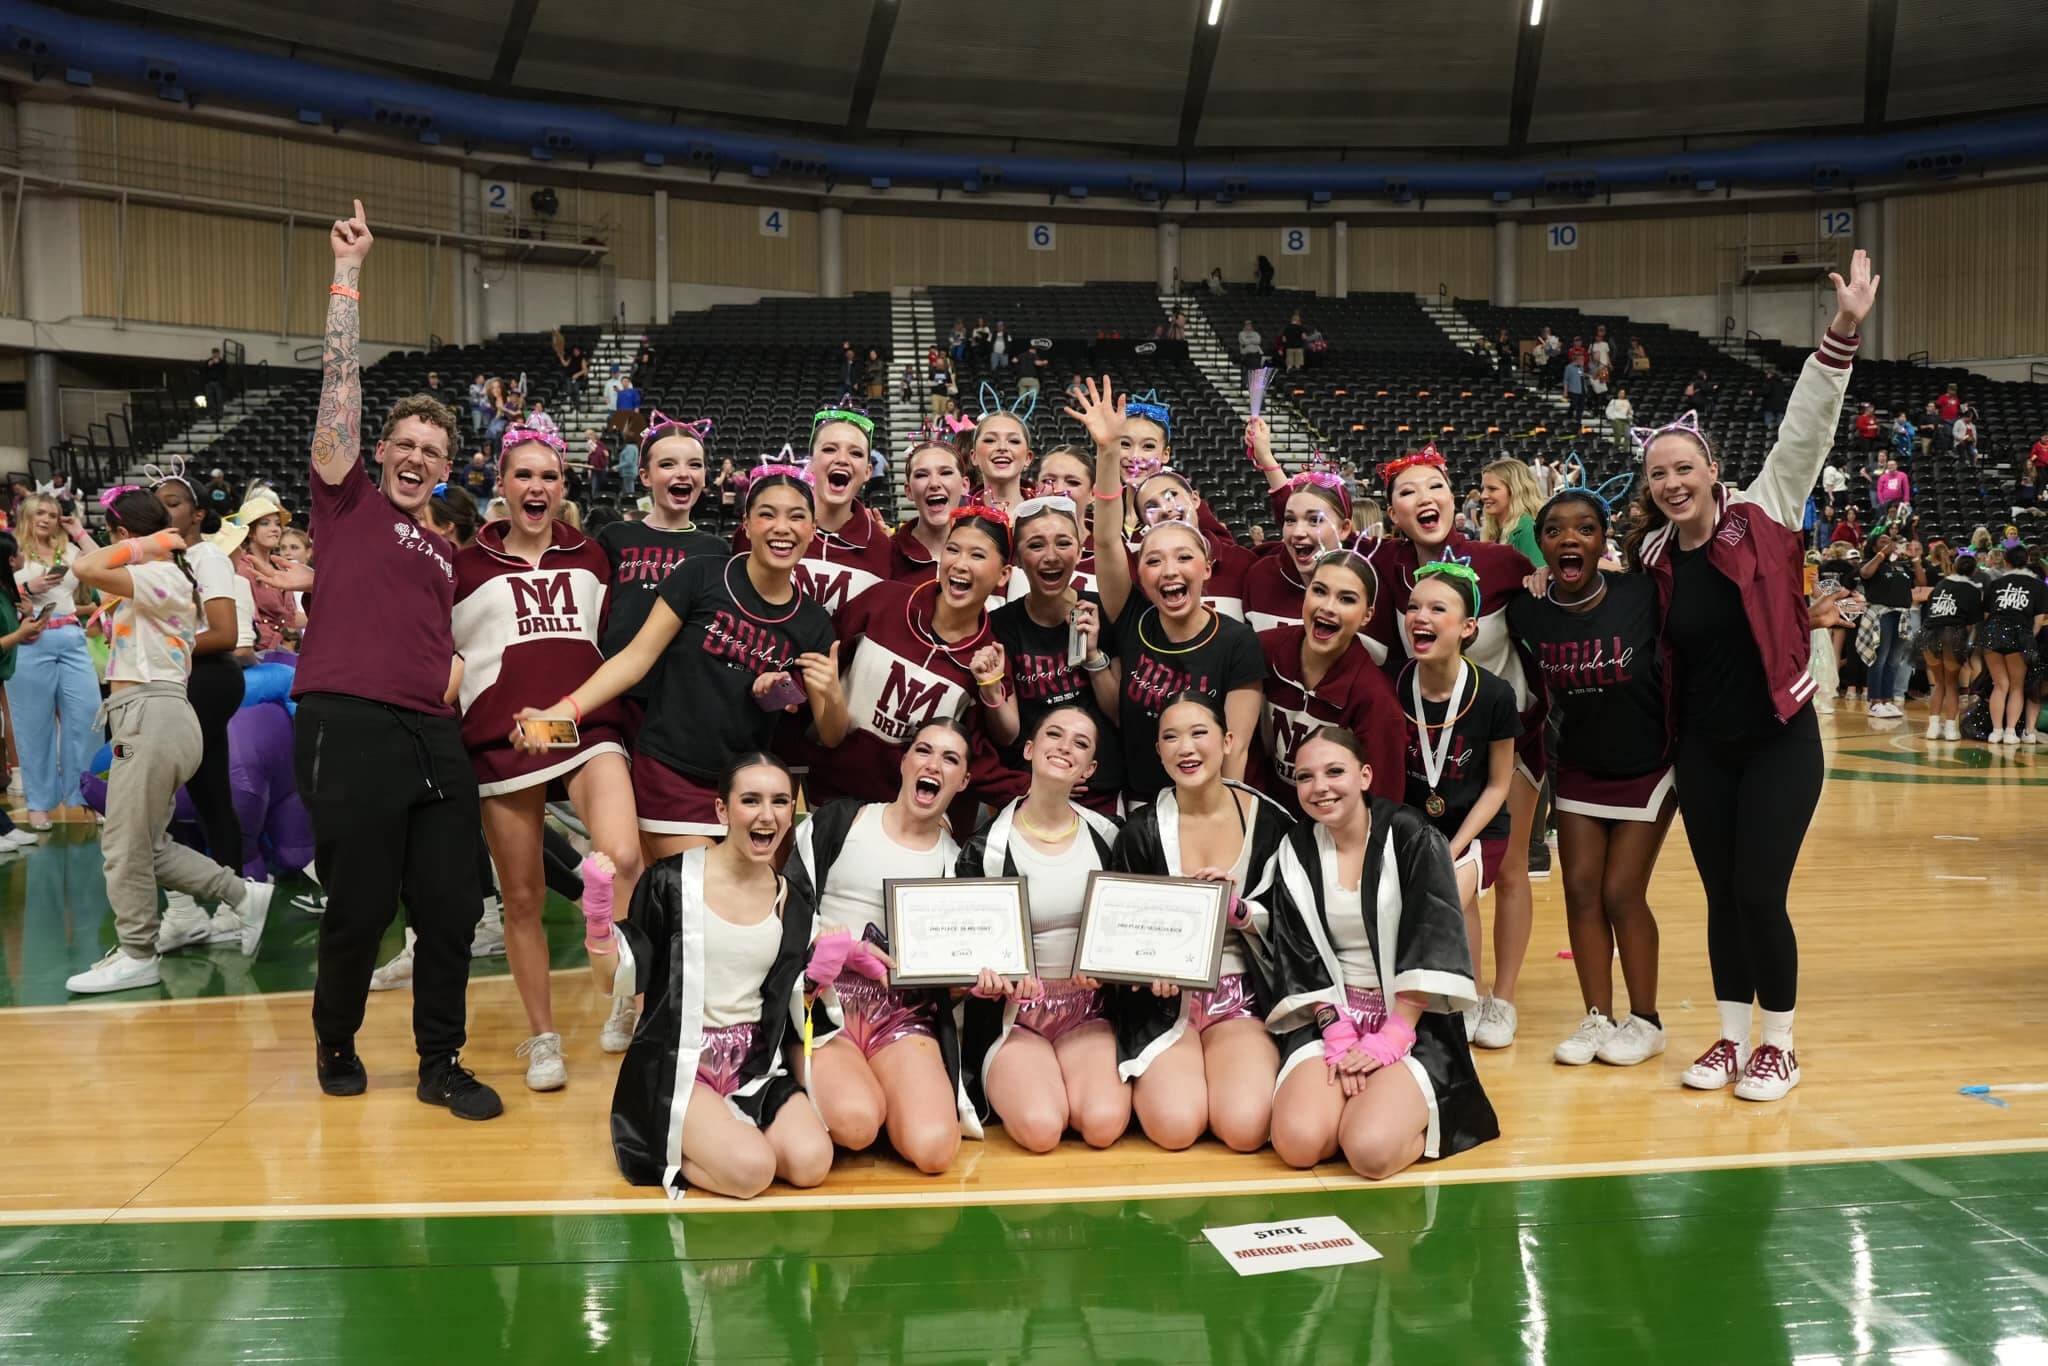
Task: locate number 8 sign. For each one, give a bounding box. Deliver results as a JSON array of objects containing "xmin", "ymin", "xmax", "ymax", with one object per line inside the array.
[{"xmin": 1281, "ymin": 227, "xmax": 1310, "ymax": 256}]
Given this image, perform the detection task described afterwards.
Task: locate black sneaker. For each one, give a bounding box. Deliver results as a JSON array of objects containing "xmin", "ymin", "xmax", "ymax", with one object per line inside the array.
[
  {"xmin": 417, "ymin": 1055, "xmax": 504, "ymax": 1121},
  {"xmin": 1528, "ymin": 845, "xmax": 1552, "ymax": 878},
  {"xmin": 317, "ymin": 1042, "xmax": 368, "ymax": 1097}
]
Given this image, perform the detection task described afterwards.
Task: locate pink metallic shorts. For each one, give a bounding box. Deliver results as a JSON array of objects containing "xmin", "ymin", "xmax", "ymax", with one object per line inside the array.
[
  {"xmin": 1015, "ymin": 984, "xmax": 1107, "ymax": 1043},
  {"xmin": 1186, "ymin": 972, "xmax": 1260, "ymax": 1034},
  {"xmin": 694, "ymin": 1022, "xmax": 759, "ymax": 1099},
  {"xmin": 833, "ymin": 976, "xmax": 937, "ymax": 1058},
  {"xmin": 1335, "ymin": 985, "xmax": 1388, "ymax": 1037}
]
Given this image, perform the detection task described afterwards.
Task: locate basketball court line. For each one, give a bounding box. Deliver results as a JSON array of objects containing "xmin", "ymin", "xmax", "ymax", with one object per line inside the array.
[{"xmin": 6, "ymin": 1134, "xmax": 2046, "ymax": 1229}]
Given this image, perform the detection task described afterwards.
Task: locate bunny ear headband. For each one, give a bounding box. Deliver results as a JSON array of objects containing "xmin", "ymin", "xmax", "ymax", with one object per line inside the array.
[
  {"xmin": 1629, "ymin": 410, "xmax": 1713, "ymax": 461},
  {"xmin": 139, "ymin": 455, "xmax": 199, "ymax": 496},
  {"xmin": 977, "ymin": 381, "xmax": 1039, "ymax": 426},
  {"xmin": 642, "ymin": 411, "xmax": 714, "ymax": 448}
]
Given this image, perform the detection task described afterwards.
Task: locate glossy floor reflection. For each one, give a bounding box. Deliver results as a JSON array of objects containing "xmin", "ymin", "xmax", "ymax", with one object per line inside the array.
[{"xmin": 2, "ymin": 1154, "xmax": 2044, "ymax": 1363}]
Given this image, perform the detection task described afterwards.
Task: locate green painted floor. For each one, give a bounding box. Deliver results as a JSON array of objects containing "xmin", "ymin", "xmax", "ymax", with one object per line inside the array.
[
  {"xmin": 2, "ymin": 1153, "xmax": 2044, "ymax": 1363},
  {"xmin": 0, "ymin": 829, "xmax": 590, "ymax": 1008}
]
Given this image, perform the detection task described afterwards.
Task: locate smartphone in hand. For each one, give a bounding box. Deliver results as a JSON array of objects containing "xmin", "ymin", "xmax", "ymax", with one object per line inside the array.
[{"xmin": 518, "ymin": 716, "xmax": 581, "ymax": 749}]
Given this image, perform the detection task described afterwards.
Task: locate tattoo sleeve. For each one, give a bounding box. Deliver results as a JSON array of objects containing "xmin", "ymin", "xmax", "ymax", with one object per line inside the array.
[{"xmin": 310, "ymin": 264, "xmax": 362, "ymax": 483}]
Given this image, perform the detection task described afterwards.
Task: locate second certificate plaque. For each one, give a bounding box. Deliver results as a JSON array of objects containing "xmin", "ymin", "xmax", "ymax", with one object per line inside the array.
[
  {"xmin": 1073, "ymin": 872, "xmax": 1229, "ymax": 990},
  {"xmin": 884, "ymin": 877, "xmax": 1034, "ymax": 988}
]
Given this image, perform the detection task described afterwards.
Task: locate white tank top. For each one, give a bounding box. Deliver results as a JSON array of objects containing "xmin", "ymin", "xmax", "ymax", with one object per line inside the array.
[
  {"xmin": 1215, "ymin": 800, "xmax": 1259, "ymax": 979},
  {"xmin": 1009, "ymin": 831, "xmax": 1101, "ymax": 980},
  {"xmin": 700, "ymin": 903, "xmax": 782, "ymax": 1029},
  {"xmin": 1325, "ymin": 879, "xmax": 1380, "ymax": 992},
  {"xmin": 816, "ymin": 805, "xmax": 955, "ymax": 943}
]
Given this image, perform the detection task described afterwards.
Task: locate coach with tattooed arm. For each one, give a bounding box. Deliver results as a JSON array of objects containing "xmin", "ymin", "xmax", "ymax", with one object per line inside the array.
[{"xmin": 290, "ymin": 200, "xmax": 503, "ymax": 1120}]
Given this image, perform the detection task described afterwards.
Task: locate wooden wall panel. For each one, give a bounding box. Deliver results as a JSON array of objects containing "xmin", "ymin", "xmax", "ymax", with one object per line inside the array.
[
  {"xmin": 1518, "ymin": 214, "xmax": 1744, "ymax": 300},
  {"xmin": 577, "ymin": 188, "xmax": 653, "ymax": 278},
  {"xmin": 672, "ymin": 198, "xmax": 818, "ymax": 292},
  {"xmin": 1889, "ymin": 182, "xmax": 2048, "ymax": 360},
  {"xmin": 842, "ymin": 215, "xmax": 1152, "ymax": 290},
  {"xmin": 1180, "ymin": 225, "xmax": 1325, "ymax": 291},
  {"xmin": 1349, "ymin": 224, "xmax": 1491, "ymax": 299}
]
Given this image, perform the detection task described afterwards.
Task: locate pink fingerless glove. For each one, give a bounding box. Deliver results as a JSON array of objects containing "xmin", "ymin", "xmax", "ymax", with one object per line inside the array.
[
  {"xmin": 1321, "ymin": 1015, "xmax": 1365, "ymax": 1063},
  {"xmin": 805, "ymin": 932, "xmax": 852, "ymax": 989},
  {"xmin": 843, "ymin": 940, "xmax": 891, "ymax": 981},
  {"xmin": 579, "ymin": 854, "xmax": 615, "ymax": 953},
  {"xmin": 1356, "ymin": 1014, "xmax": 1418, "ymax": 1068}
]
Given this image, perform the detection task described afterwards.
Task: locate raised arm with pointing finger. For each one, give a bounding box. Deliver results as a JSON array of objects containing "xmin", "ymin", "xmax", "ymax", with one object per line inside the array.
[{"xmin": 312, "ymin": 198, "xmax": 372, "ymax": 487}]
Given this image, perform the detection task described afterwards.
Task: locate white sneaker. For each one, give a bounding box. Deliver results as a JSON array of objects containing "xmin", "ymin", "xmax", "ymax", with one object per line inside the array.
[
  {"xmin": 0, "ymin": 827, "xmax": 38, "ymax": 848},
  {"xmin": 471, "ymin": 900, "xmax": 506, "ymax": 959},
  {"xmin": 1732, "ymin": 1043, "xmax": 1800, "ymax": 1101},
  {"xmin": 1472, "ymin": 997, "xmax": 1518, "ymax": 1049},
  {"xmin": 1597, "ymin": 1015, "xmax": 1668, "ymax": 1067},
  {"xmin": 237, "ymin": 881, "xmax": 274, "ymax": 957},
  {"xmin": 1942, "ymin": 718, "xmax": 1960, "ymax": 741},
  {"xmin": 66, "ymin": 948, "xmax": 162, "ymax": 994},
  {"xmin": 1553, "ymin": 1009, "xmax": 1618, "ymax": 1065},
  {"xmin": 2021, "ymin": 731, "xmax": 2041, "ymax": 747},
  {"xmin": 1925, "ymin": 716, "xmax": 1943, "ymax": 740},
  {"xmin": 368, "ymin": 940, "xmax": 415, "ymax": 991},
  {"xmin": 206, "ymin": 907, "xmax": 244, "ymax": 945},
  {"xmin": 155, "ymin": 904, "xmax": 212, "ymax": 953},
  {"xmin": 600, "ymin": 995, "xmax": 638, "ymax": 1054},
  {"xmin": 516, "ymin": 1032, "xmax": 567, "ymax": 1091},
  {"xmin": 2001, "ymin": 728, "xmax": 2022, "ymax": 746},
  {"xmin": 1680, "ymin": 1038, "xmax": 1750, "ymax": 1090}
]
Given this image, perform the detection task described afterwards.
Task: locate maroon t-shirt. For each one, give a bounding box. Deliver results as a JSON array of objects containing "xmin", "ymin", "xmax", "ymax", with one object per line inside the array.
[{"xmin": 292, "ymin": 461, "xmax": 458, "ymax": 715}]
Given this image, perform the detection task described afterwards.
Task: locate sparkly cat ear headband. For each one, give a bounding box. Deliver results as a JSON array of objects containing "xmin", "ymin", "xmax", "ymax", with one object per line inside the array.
[
  {"xmin": 1629, "ymin": 410, "xmax": 1713, "ymax": 462},
  {"xmin": 1284, "ymin": 452, "xmax": 1352, "ymax": 517},
  {"xmin": 1124, "ymin": 389, "xmax": 1171, "ymax": 438},
  {"xmin": 501, "ymin": 424, "xmax": 566, "ymax": 459},
  {"xmin": 642, "ymin": 411, "xmax": 713, "ymax": 449},
  {"xmin": 1376, "ymin": 443, "xmax": 1446, "ymax": 488},
  {"xmin": 811, "ymin": 397, "xmax": 875, "ymax": 439},
  {"xmin": 977, "ymin": 381, "xmax": 1039, "ymax": 426},
  {"xmin": 1414, "ymin": 557, "xmax": 1482, "ymax": 615},
  {"xmin": 737, "ymin": 445, "xmax": 817, "ymax": 499}
]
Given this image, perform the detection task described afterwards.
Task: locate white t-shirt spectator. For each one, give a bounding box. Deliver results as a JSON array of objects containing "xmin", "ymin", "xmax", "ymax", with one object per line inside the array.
[
  {"xmin": 603, "ymin": 377, "xmax": 625, "ymax": 411},
  {"xmin": 107, "ymin": 560, "xmax": 200, "ymax": 685},
  {"xmin": 1605, "ymin": 396, "xmax": 1633, "ymax": 423},
  {"xmin": 1238, "ymin": 326, "xmax": 1262, "ymax": 357},
  {"xmin": 1821, "ymin": 464, "xmax": 1849, "ymax": 494},
  {"xmin": 1953, "ymin": 418, "xmax": 1975, "ymax": 445},
  {"xmin": 1590, "ymin": 339, "xmax": 1612, "ymax": 370},
  {"xmin": 14, "ymin": 544, "xmax": 80, "ymax": 618}
]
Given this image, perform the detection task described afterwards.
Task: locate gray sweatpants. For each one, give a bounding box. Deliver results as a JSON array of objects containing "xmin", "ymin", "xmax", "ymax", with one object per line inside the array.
[{"xmin": 101, "ymin": 683, "xmax": 244, "ymax": 958}]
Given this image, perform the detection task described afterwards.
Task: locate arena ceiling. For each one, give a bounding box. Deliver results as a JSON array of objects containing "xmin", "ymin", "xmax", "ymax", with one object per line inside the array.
[{"xmin": 43, "ymin": 0, "xmax": 2048, "ymax": 154}]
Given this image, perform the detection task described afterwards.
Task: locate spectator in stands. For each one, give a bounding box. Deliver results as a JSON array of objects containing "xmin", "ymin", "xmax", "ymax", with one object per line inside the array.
[
  {"xmin": 1537, "ymin": 326, "xmax": 1562, "ymax": 360},
  {"xmin": 2031, "ymin": 430, "xmax": 2048, "ymax": 479},
  {"xmin": 1606, "ymin": 386, "xmax": 1634, "ymax": 447},
  {"xmin": 1281, "ymin": 311, "xmax": 1309, "ymax": 372},
  {"xmin": 616, "ymin": 435, "xmax": 639, "ymax": 498},
  {"xmin": 1238, "ymin": 319, "xmax": 1263, "ymax": 369},
  {"xmin": 949, "ymin": 321, "xmax": 968, "ymax": 364},
  {"xmin": 1493, "ymin": 327, "xmax": 1517, "ymax": 378},
  {"xmin": 970, "ymin": 317, "xmax": 992, "ymax": 361},
  {"xmin": 587, "ymin": 433, "xmax": 611, "ymax": 501},
  {"xmin": 203, "ymin": 468, "xmax": 236, "ymax": 519},
  {"xmin": 526, "ymin": 397, "xmax": 558, "ymax": 439},
  {"xmin": 1255, "ymin": 255, "xmax": 1276, "ymax": 294},
  {"xmin": 1018, "ymin": 345, "xmax": 1046, "ymax": 397},
  {"xmin": 1875, "ymin": 458, "xmax": 1911, "ymax": 513},
  {"xmin": 1206, "ymin": 266, "xmax": 1226, "ymax": 295},
  {"xmin": 484, "ymin": 378, "xmax": 514, "ymax": 446},
  {"xmin": 614, "ymin": 373, "xmax": 641, "ymax": 413},
  {"xmin": 900, "ymin": 363, "xmax": 918, "ymax": 403},
  {"xmin": 1821, "ymin": 458, "xmax": 1849, "ymax": 502},
  {"xmin": 1589, "ymin": 325, "xmax": 1611, "ymax": 374},
  {"xmin": 462, "ymin": 451, "xmax": 491, "ymax": 498},
  {"xmin": 202, "ymin": 347, "xmax": 228, "ymax": 411},
  {"xmin": 1758, "ymin": 368, "xmax": 1791, "ymax": 436},
  {"xmin": 716, "ymin": 457, "xmax": 740, "ymax": 518},
  {"xmin": 1853, "ymin": 402, "xmax": 1881, "ymax": 452},
  {"xmin": 1918, "ymin": 399, "xmax": 1944, "ymax": 457},
  {"xmin": 1889, "ymin": 409, "xmax": 1916, "ymax": 463},
  {"xmin": 603, "ymin": 365, "xmax": 625, "ymax": 411},
  {"xmin": 1166, "ymin": 308, "xmax": 1187, "ymax": 341},
  {"xmin": 468, "ymin": 374, "xmax": 490, "ymax": 433},
  {"xmin": 424, "ymin": 370, "xmax": 443, "ymax": 394},
  {"xmin": 1952, "ymin": 406, "xmax": 1979, "ymax": 463},
  {"xmin": 1936, "ymin": 382, "xmax": 1961, "ymax": 425},
  {"xmin": 12, "ymin": 494, "xmax": 100, "ymax": 830},
  {"xmin": 1831, "ymin": 506, "xmax": 1864, "ymax": 550},
  {"xmin": 989, "ymin": 323, "xmax": 1011, "ymax": 372},
  {"xmin": 838, "ymin": 342, "xmax": 858, "ymax": 393},
  {"xmin": 863, "ymin": 348, "xmax": 885, "ymax": 401},
  {"xmin": 566, "ymin": 348, "xmax": 589, "ymax": 388},
  {"xmin": 1562, "ymin": 355, "xmax": 1588, "ymax": 425},
  {"xmin": 1588, "ymin": 361, "xmax": 1611, "ymax": 405},
  {"xmin": 1567, "ymin": 335, "xmax": 1588, "ymax": 371},
  {"xmin": 1681, "ymin": 369, "xmax": 1713, "ymax": 409},
  {"xmin": 928, "ymin": 348, "xmax": 954, "ymax": 416},
  {"xmin": 1480, "ymin": 458, "xmax": 1543, "ymax": 563},
  {"xmin": 1628, "ymin": 337, "xmax": 1650, "ymax": 373},
  {"xmin": 551, "ymin": 327, "xmax": 568, "ymax": 369}
]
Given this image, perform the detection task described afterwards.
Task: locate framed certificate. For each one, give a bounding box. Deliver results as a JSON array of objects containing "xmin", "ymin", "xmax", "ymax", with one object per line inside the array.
[
  {"xmin": 1073, "ymin": 872, "xmax": 1228, "ymax": 990},
  {"xmin": 884, "ymin": 878, "xmax": 1034, "ymax": 988}
]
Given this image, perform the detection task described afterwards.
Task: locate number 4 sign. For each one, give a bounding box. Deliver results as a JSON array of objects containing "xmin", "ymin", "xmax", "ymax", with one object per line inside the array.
[{"xmin": 759, "ymin": 206, "xmax": 788, "ymax": 238}]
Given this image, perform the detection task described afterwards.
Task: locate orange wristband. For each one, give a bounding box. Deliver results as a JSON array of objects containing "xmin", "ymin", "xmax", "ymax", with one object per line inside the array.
[{"xmin": 329, "ymin": 283, "xmax": 361, "ymax": 301}]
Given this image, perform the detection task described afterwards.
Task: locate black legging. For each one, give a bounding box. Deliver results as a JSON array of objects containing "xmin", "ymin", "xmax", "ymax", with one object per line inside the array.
[
  {"xmin": 186, "ymin": 654, "xmax": 245, "ymax": 871},
  {"xmin": 1673, "ymin": 710, "xmax": 1824, "ymax": 1012}
]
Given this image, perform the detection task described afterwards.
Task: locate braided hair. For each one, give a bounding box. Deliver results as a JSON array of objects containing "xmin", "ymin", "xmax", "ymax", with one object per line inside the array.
[{"xmin": 104, "ymin": 487, "xmax": 203, "ymax": 625}]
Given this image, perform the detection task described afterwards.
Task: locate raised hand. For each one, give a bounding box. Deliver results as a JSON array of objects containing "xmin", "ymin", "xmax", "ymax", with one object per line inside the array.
[
  {"xmin": 970, "ymin": 642, "xmax": 1006, "ymax": 687},
  {"xmin": 1061, "ymin": 376, "xmax": 1127, "ymax": 451},
  {"xmin": 331, "ymin": 198, "xmax": 373, "ymax": 267},
  {"xmin": 1827, "ymin": 248, "xmax": 1880, "ymax": 335},
  {"xmin": 248, "ymin": 560, "xmax": 315, "ymax": 594}
]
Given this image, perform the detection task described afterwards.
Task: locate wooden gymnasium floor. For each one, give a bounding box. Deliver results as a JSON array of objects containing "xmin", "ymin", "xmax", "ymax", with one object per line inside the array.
[{"xmin": 2, "ymin": 707, "xmax": 2045, "ymax": 1362}]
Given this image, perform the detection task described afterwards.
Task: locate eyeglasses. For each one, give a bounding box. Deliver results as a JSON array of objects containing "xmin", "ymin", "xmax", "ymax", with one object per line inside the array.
[{"xmin": 386, "ymin": 438, "xmax": 450, "ymax": 463}]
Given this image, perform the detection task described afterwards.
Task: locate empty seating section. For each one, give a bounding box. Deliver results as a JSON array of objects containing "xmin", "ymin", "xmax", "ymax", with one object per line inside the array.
[{"xmin": 110, "ymin": 283, "xmax": 2038, "ymax": 547}]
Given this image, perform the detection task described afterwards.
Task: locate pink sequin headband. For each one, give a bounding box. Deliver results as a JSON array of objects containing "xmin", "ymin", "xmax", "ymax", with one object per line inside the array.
[
  {"xmin": 642, "ymin": 411, "xmax": 713, "ymax": 448},
  {"xmin": 734, "ymin": 446, "xmax": 817, "ymax": 495},
  {"xmin": 501, "ymin": 425, "xmax": 566, "ymax": 459},
  {"xmin": 1629, "ymin": 410, "xmax": 1714, "ymax": 462},
  {"xmin": 1283, "ymin": 453, "xmax": 1351, "ymax": 516},
  {"xmin": 98, "ymin": 483, "xmax": 142, "ymax": 513}
]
